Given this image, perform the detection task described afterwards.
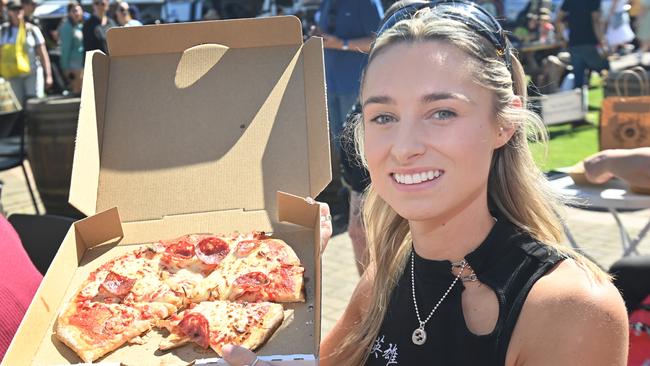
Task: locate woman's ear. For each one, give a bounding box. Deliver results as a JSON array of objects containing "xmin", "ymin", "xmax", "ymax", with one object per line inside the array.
[
  {"xmin": 494, "ymin": 96, "xmax": 521, "ymax": 149},
  {"xmin": 509, "ymin": 96, "xmax": 523, "ymax": 109}
]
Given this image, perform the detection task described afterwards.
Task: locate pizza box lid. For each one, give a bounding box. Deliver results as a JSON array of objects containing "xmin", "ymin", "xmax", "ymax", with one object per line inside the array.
[{"xmin": 68, "ymin": 16, "xmax": 331, "ymax": 228}]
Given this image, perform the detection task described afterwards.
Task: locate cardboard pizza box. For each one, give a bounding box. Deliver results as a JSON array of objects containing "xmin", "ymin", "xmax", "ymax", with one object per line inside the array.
[{"xmin": 2, "ymin": 16, "xmax": 330, "ymax": 366}]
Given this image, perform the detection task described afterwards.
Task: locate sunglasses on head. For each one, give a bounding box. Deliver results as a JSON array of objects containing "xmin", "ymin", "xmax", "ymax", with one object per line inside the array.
[{"xmin": 376, "ymin": 0, "xmax": 512, "ymax": 71}]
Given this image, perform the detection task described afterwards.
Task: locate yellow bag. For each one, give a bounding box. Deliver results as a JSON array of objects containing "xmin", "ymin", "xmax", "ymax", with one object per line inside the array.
[{"xmin": 0, "ymin": 21, "xmax": 31, "ymax": 78}]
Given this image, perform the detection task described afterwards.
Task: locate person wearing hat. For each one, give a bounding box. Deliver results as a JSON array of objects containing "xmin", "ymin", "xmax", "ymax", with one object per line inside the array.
[{"xmin": 0, "ymin": 0, "xmax": 52, "ymax": 106}]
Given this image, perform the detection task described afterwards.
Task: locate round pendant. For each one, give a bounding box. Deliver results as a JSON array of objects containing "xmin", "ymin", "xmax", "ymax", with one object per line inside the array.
[{"xmin": 412, "ymin": 328, "xmax": 427, "ymax": 345}]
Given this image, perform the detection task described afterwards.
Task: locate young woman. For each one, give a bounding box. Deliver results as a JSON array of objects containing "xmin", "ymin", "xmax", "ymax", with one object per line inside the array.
[{"xmin": 223, "ymin": 2, "xmax": 628, "ymax": 365}]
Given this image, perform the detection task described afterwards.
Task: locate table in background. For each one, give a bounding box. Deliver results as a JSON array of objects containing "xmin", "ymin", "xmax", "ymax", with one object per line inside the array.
[{"xmin": 550, "ymin": 175, "xmax": 650, "ymax": 262}]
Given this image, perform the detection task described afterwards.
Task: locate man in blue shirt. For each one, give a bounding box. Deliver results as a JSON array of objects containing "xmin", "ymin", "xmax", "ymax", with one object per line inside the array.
[
  {"xmin": 313, "ymin": 0, "xmax": 383, "ymax": 234},
  {"xmin": 314, "ymin": 0, "xmax": 383, "ymax": 153}
]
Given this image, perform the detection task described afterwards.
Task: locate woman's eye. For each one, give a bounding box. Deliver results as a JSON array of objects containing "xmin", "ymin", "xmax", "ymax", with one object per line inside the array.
[
  {"xmin": 370, "ymin": 114, "xmax": 396, "ymax": 125},
  {"xmin": 431, "ymin": 110, "xmax": 457, "ymax": 120}
]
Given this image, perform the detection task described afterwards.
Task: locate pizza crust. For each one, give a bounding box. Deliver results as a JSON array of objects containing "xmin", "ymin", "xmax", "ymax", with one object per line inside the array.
[
  {"xmin": 55, "ymin": 302, "xmax": 153, "ymax": 363},
  {"xmin": 238, "ymin": 302, "xmax": 285, "ymax": 354}
]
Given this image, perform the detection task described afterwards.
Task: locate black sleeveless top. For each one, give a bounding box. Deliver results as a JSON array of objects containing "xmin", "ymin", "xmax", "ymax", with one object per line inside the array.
[{"xmin": 364, "ymin": 217, "xmax": 564, "ymax": 366}]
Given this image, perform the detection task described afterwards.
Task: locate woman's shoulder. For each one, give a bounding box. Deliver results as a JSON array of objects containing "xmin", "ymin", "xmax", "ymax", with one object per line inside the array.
[
  {"xmin": 526, "ymin": 258, "xmax": 625, "ymax": 318},
  {"xmin": 507, "ymin": 258, "xmax": 628, "ymax": 365}
]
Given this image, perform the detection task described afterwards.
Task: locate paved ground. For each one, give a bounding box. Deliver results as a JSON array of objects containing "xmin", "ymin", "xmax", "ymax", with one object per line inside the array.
[{"xmin": 1, "ymin": 165, "xmax": 649, "ymax": 340}]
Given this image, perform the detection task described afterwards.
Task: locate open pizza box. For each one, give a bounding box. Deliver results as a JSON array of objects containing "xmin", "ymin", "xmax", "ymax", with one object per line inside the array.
[{"xmin": 2, "ymin": 16, "xmax": 330, "ymax": 366}]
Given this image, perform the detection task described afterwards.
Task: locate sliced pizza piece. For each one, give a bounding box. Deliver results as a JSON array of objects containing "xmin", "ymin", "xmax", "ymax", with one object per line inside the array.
[
  {"xmin": 231, "ymin": 236, "xmax": 301, "ymax": 267},
  {"xmin": 78, "ymin": 248, "xmax": 183, "ymax": 312},
  {"xmin": 157, "ymin": 234, "xmax": 232, "ymax": 302},
  {"xmin": 158, "ymin": 300, "xmax": 284, "ymax": 356},
  {"xmin": 204, "ymin": 235, "xmax": 304, "ymax": 302},
  {"xmin": 226, "ymin": 266, "xmax": 305, "ymax": 303},
  {"xmin": 55, "ymin": 300, "xmax": 153, "ymax": 363}
]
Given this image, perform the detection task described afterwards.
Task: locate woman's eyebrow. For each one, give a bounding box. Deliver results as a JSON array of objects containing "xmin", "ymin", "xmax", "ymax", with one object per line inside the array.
[
  {"xmin": 362, "ymin": 95, "xmax": 395, "ymax": 108},
  {"xmin": 362, "ymin": 92, "xmax": 474, "ymax": 108},
  {"xmin": 421, "ymin": 92, "xmax": 473, "ymax": 104}
]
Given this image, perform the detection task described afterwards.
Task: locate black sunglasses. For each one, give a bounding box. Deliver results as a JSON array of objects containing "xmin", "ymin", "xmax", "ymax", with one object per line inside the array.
[{"xmin": 376, "ymin": 0, "xmax": 512, "ymax": 71}]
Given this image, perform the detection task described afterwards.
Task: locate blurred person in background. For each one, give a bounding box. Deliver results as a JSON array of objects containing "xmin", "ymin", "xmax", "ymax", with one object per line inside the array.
[
  {"xmin": 604, "ymin": 0, "xmax": 636, "ymax": 52},
  {"xmin": 0, "ymin": 0, "xmax": 7, "ymax": 23},
  {"xmin": 115, "ymin": 1, "xmax": 141, "ymax": 27},
  {"xmin": 202, "ymin": 6, "xmax": 220, "ymax": 20},
  {"xmin": 0, "ymin": 0, "xmax": 52, "ymax": 106},
  {"xmin": 82, "ymin": 0, "xmax": 115, "ymax": 53},
  {"xmin": 19, "ymin": 0, "xmax": 36, "ymax": 25},
  {"xmin": 637, "ymin": 0, "xmax": 650, "ymax": 51},
  {"xmin": 555, "ymin": 0, "xmax": 609, "ymax": 89},
  {"xmin": 311, "ymin": 0, "xmax": 383, "ymax": 234},
  {"xmin": 59, "ymin": 1, "xmax": 84, "ymax": 94}
]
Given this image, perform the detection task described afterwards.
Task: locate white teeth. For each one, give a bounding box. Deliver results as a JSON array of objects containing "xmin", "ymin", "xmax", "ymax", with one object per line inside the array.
[{"xmin": 393, "ymin": 170, "xmax": 443, "ymax": 185}]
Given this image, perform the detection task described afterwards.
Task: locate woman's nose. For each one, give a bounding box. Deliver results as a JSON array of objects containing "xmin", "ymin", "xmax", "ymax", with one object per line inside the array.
[{"xmin": 390, "ymin": 121, "xmax": 426, "ymax": 164}]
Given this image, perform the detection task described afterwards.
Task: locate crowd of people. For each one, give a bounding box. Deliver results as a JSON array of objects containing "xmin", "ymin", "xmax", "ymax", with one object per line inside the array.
[{"xmin": 0, "ymin": 0, "xmax": 143, "ymax": 103}]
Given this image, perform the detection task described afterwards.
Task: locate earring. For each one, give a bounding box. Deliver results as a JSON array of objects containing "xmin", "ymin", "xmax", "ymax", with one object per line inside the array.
[{"xmin": 498, "ymin": 127, "xmax": 504, "ymax": 136}]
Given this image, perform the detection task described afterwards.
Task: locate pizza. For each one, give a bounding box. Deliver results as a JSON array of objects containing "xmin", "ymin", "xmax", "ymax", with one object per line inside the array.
[
  {"xmin": 158, "ymin": 300, "xmax": 285, "ymax": 355},
  {"xmin": 54, "ymin": 232, "xmax": 304, "ymax": 363}
]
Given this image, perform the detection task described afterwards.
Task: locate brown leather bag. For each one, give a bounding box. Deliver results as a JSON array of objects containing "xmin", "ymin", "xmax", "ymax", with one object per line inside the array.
[{"xmin": 599, "ymin": 67, "xmax": 650, "ymax": 150}]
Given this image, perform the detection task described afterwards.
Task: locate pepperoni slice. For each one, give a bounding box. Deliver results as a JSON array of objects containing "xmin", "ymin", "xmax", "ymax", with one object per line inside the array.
[
  {"xmin": 165, "ymin": 240, "xmax": 195, "ymax": 260},
  {"xmin": 195, "ymin": 237, "xmax": 230, "ymax": 265},
  {"xmin": 178, "ymin": 313, "xmax": 210, "ymax": 349},
  {"xmin": 99, "ymin": 271, "xmax": 136, "ymax": 298},
  {"xmin": 235, "ymin": 240, "xmax": 260, "ymax": 257},
  {"xmin": 233, "ymin": 272, "xmax": 270, "ymax": 291}
]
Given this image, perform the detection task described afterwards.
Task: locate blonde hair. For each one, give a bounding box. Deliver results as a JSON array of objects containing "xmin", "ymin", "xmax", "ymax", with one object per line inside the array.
[{"xmin": 332, "ymin": 9, "xmax": 610, "ymax": 365}]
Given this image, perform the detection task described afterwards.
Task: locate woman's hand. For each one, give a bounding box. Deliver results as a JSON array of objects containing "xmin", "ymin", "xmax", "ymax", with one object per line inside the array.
[
  {"xmin": 305, "ymin": 197, "xmax": 332, "ymax": 253},
  {"xmin": 221, "ymin": 344, "xmax": 272, "ymax": 366}
]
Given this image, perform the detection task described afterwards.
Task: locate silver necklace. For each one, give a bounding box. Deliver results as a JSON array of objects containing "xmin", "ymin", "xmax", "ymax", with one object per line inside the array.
[{"xmin": 410, "ymin": 251, "xmax": 467, "ymax": 346}]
